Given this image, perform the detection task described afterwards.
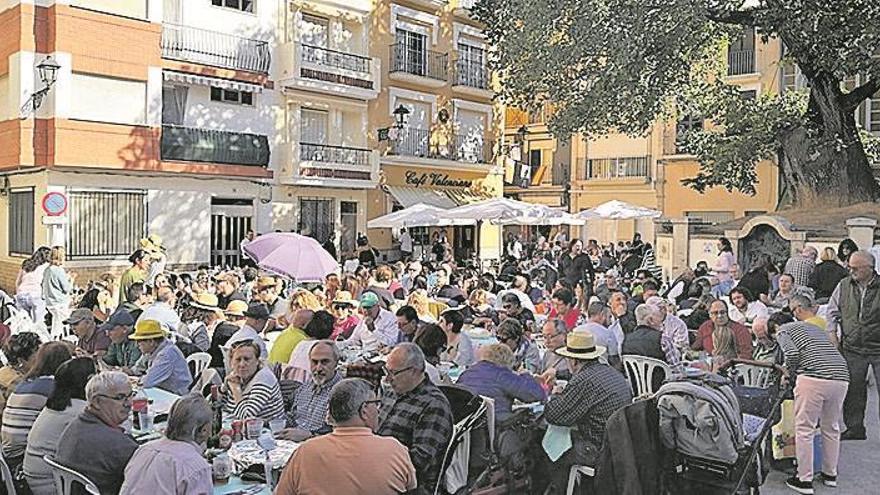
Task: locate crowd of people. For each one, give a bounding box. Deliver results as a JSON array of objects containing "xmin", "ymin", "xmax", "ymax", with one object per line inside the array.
[{"xmin": 0, "ymin": 228, "xmax": 877, "ymax": 495}]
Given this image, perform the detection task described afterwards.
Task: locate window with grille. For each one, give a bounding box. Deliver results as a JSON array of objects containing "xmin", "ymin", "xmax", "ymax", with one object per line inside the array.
[
  {"xmin": 66, "ymin": 190, "xmax": 147, "ymax": 259},
  {"xmin": 394, "ymin": 30, "xmax": 427, "ymax": 75},
  {"xmin": 300, "ymin": 109, "xmax": 329, "ymax": 144},
  {"xmin": 868, "ymin": 93, "xmax": 880, "ymax": 132},
  {"xmin": 8, "ymin": 189, "xmax": 34, "ymax": 256},
  {"xmin": 410, "ymin": 227, "xmax": 430, "ymax": 245},
  {"xmin": 676, "ymin": 115, "xmax": 703, "ymax": 152},
  {"xmin": 298, "ymin": 198, "xmax": 334, "ymax": 244},
  {"xmin": 340, "ymin": 201, "xmax": 358, "ymax": 256},
  {"xmin": 210, "ymin": 87, "xmax": 253, "ymax": 106},
  {"xmin": 211, "ymin": 0, "xmax": 253, "ymax": 13}
]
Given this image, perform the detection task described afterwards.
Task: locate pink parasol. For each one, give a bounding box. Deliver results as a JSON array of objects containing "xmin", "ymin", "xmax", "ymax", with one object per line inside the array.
[{"xmin": 242, "ymin": 232, "xmax": 338, "ymax": 282}]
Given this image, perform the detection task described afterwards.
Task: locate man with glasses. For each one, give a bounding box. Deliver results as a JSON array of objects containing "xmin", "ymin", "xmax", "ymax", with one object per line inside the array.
[
  {"xmin": 276, "ymin": 378, "xmax": 416, "ymax": 495},
  {"xmin": 499, "ymin": 293, "xmax": 536, "ymax": 331},
  {"xmin": 693, "ymin": 300, "xmax": 753, "ymax": 368},
  {"xmin": 56, "ymin": 371, "xmax": 138, "ymax": 495},
  {"xmin": 540, "ymin": 319, "xmax": 570, "ymax": 375},
  {"xmin": 395, "ymin": 305, "xmax": 421, "ymax": 343},
  {"xmin": 378, "ymin": 343, "xmax": 453, "ymax": 495},
  {"xmin": 826, "ymin": 250, "xmax": 880, "ymax": 440}
]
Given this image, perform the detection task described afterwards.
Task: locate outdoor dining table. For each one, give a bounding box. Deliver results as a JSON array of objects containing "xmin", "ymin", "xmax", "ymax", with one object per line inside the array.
[{"xmin": 134, "ymin": 388, "xmax": 288, "ymax": 495}]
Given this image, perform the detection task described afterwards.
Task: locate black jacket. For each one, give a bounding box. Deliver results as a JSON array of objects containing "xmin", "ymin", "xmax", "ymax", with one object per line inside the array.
[
  {"xmin": 621, "ymin": 326, "xmax": 665, "ymax": 361},
  {"xmin": 559, "ymin": 253, "xmax": 595, "ymax": 287},
  {"xmin": 594, "ymin": 398, "xmax": 665, "ymax": 495},
  {"xmin": 809, "ymin": 260, "xmax": 849, "ymax": 300}
]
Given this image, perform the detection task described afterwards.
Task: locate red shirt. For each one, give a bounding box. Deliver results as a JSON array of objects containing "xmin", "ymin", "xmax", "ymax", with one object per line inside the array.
[
  {"xmin": 549, "ymin": 307, "xmax": 581, "ymax": 330},
  {"xmin": 694, "ymin": 320, "xmax": 752, "ymax": 359}
]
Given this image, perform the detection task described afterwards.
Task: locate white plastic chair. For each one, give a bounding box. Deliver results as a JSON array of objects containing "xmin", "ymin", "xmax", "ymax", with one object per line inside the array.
[
  {"xmin": 621, "ymin": 355, "xmax": 672, "ymax": 399},
  {"xmin": 734, "ymin": 363, "xmax": 773, "ymax": 388},
  {"xmin": 186, "ymin": 352, "xmax": 211, "ymax": 379},
  {"xmin": 0, "ymin": 453, "xmax": 18, "ymax": 495},
  {"xmin": 44, "ymin": 455, "xmax": 100, "ymax": 495},
  {"xmin": 566, "ymin": 465, "xmax": 595, "ymax": 494}
]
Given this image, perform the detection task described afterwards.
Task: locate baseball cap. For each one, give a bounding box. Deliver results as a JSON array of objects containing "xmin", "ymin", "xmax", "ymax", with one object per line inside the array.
[
  {"xmin": 100, "ymin": 309, "xmax": 135, "ymax": 331},
  {"xmin": 359, "ymin": 292, "xmax": 380, "ymax": 309},
  {"xmin": 243, "ymin": 302, "xmax": 270, "ymax": 320},
  {"xmin": 64, "ymin": 308, "xmax": 94, "ymax": 326}
]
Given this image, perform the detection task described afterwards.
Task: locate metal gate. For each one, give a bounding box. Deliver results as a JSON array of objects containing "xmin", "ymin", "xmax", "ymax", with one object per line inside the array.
[{"xmin": 211, "ymin": 199, "xmax": 253, "ymax": 268}]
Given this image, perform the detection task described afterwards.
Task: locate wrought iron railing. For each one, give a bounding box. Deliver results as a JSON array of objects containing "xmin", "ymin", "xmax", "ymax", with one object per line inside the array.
[
  {"xmin": 161, "ymin": 125, "xmax": 270, "ymax": 167},
  {"xmin": 727, "ymin": 49, "xmax": 755, "ymax": 76},
  {"xmin": 301, "ymin": 44, "xmax": 371, "ymax": 74},
  {"xmin": 586, "ymin": 156, "xmax": 651, "ymax": 180},
  {"xmin": 390, "ymin": 43, "xmax": 448, "ymax": 81},
  {"xmin": 391, "ymin": 128, "xmax": 493, "ymax": 163},
  {"xmin": 453, "ymin": 59, "xmax": 489, "ymax": 89},
  {"xmin": 299, "ymin": 142, "xmax": 372, "ymax": 166},
  {"xmin": 161, "ymin": 23, "xmax": 271, "ymax": 73}
]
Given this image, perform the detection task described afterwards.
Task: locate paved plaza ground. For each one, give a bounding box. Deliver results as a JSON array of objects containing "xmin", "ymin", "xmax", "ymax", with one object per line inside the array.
[{"xmin": 763, "ymin": 387, "xmax": 880, "ymax": 494}]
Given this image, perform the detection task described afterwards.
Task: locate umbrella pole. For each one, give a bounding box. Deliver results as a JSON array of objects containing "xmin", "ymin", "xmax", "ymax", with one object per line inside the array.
[{"xmin": 476, "ymin": 219, "xmax": 483, "ymax": 272}]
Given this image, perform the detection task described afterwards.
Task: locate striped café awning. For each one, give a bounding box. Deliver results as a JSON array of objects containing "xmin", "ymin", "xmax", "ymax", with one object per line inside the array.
[
  {"xmin": 162, "ymin": 70, "xmax": 264, "ymax": 93},
  {"xmin": 385, "ymin": 186, "xmax": 491, "ymax": 210}
]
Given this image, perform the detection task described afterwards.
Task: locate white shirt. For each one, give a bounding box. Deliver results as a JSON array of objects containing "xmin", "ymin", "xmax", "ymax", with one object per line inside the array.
[
  {"xmin": 510, "ymin": 241, "xmax": 523, "ymax": 260},
  {"xmin": 493, "ymin": 289, "xmax": 537, "ymax": 313},
  {"xmin": 576, "ymin": 322, "xmax": 619, "ymax": 357},
  {"xmin": 343, "ymin": 308, "xmax": 400, "ymax": 350},
  {"xmin": 728, "ymin": 301, "xmax": 769, "ymax": 326},
  {"xmin": 240, "ymin": 238, "xmax": 252, "ymax": 259},
  {"xmin": 400, "ymin": 232, "xmax": 413, "ymax": 253},
  {"xmin": 137, "ymin": 302, "xmax": 182, "ymax": 332}
]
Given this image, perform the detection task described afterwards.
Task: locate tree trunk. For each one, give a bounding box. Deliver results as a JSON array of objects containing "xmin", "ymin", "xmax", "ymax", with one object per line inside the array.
[{"xmin": 778, "ymin": 74, "xmax": 880, "ymax": 208}]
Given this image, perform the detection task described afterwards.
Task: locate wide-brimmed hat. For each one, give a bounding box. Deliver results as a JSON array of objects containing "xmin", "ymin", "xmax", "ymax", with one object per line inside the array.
[
  {"xmin": 225, "ymin": 300, "xmax": 248, "ymax": 317},
  {"xmin": 554, "ymin": 331, "xmax": 606, "ymax": 360},
  {"xmin": 189, "ymin": 292, "xmax": 220, "ymax": 311},
  {"xmin": 140, "ymin": 234, "xmax": 166, "ymax": 253},
  {"xmin": 129, "ymin": 319, "xmax": 166, "ymax": 340},
  {"xmin": 332, "ymin": 291, "xmax": 359, "ymax": 308},
  {"xmin": 255, "ymin": 276, "xmax": 280, "ymax": 290}
]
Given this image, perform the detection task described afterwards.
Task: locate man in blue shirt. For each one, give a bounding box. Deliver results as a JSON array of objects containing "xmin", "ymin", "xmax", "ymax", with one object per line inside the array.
[{"xmin": 130, "ymin": 319, "xmax": 192, "ymax": 395}]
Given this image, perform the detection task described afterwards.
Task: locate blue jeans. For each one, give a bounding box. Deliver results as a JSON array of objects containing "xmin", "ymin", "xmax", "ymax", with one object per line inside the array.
[
  {"xmin": 14, "ymin": 293, "xmax": 46, "ymax": 326},
  {"xmin": 712, "ymin": 279, "xmax": 735, "ymax": 298}
]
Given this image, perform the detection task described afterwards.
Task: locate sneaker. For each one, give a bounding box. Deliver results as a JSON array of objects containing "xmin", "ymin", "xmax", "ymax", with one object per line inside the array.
[
  {"xmin": 785, "ymin": 476, "xmax": 814, "ymax": 495},
  {"xmin": 841, "ymin": 429, "xmax": 867, "ymax": 440},
  {"xmin": 818, "ymin": 473, "xmax": 837, "ymax": 487}
]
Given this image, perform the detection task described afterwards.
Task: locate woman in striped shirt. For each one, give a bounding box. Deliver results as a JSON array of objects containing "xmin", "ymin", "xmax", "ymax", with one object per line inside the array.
[
  {"xmin": 222, "ymin": 340, "xmax": 285, "ymax": 422},
  {"xmin": 1, "ymin": 342, "xmax": 73, "ymax": 468},
  {"xmin": 777, "ymin": 320, "xmax": 850, "ymax": 494}
]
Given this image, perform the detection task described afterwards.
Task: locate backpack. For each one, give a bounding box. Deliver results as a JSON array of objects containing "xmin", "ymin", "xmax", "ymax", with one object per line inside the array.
[{"xmin": 655, "ymin": 373, "xmax": 744, "ymax": 465}]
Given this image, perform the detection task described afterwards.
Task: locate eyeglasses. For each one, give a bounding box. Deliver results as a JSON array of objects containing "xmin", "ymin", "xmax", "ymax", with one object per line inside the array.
[
  {"xmin": 97, "ymin": 390, "xmax": 135, "ymax": 402},
  {"xmin": 383, "ymin": 366, "xmax": 413, "ymax": 378},
  {"xmin": 709, "ymin": 311, "xmax": 727, "ymax": 316}
]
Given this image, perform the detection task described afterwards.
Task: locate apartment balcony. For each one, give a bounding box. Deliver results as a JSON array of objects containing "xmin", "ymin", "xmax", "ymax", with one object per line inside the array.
[
  {"xmin": 279, "ymin": 43, "xmax": 381, "ymax": 100},
  {"xmin": 585, "ymin": 156, "xmax": 651, "ymax": 181},
  {"xmin": 292, "ymin": 142, "xmax": 379, "ymax": 187},
  {"xmin": 389, "ymin": 44, "xmax": 448, "ymax": 88},
  {"xmin": 161, "ymin": 125, "xmax": 270, "ymax": 167},
  {"xmin": 727, "ymin": 49, "xmax": 756, "ymax": 76},
  {"xmin": 388, "ymin": 128, "xmax": 494, "ymax": 164},
  {"xmin": 453, "ymin": 0, "xmax": 479, "ymax": 18},
  {"xmin": 161, "ymin": 24, "xmax": 271, "ymax": 74},
  {"xmin": 452, "ymin": 59, "xmax": 492, "ymax": 98}
]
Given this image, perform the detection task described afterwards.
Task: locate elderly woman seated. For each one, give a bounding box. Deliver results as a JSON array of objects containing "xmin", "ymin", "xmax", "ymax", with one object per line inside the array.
[
  {"xmin": 221, "ymin": 340, "xmax": 285, "ymax": 421},
  {"xmin": 456, "ymin": 344, "xmax": 546, "ymax": 421},
  {"xmin": 495, "ymin": 318, "xmax": 542, "ymax": 374},
  {"xmin": 121, "ymin": 393, "xmax": 213, "ymax": 493}
]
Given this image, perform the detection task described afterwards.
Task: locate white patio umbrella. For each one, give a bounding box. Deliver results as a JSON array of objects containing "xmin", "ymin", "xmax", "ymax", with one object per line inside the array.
[
  {"xmin": 491, "ymin": 204, "xmax": 585, "ymax": 226},
  {"xmin": 366, "ymin": 203, "xmax": 475, "ymax": 229},
  {"xmin": 446, "ymin": 197, "xmax": 542, "ymax": 221},
  {"xmin": 577, "ymin": 200, "xmax": 662, "ymax": 220}
]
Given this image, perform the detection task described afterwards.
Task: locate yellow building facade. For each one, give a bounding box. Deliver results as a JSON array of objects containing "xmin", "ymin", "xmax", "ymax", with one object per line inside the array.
[
  {"xmin": 365, "ymin": 0, "xmax": 504, "ymax": 261},
  {"xmin": 503, "ymin": 29, "xmax": 787, "ymax": 242}
]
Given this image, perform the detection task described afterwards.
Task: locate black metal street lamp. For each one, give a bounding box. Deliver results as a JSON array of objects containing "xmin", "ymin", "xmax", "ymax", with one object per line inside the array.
[
  {"xmin": 21, "ymin": 56, "xmax": 61, "ymax": 117},
  {"xmin": 392, "ymin": 104, "xmax": 410, "ymax": 129},
  {"xmin": 37, "ymin": 57, "xmax": 61, "ymax": 86}
]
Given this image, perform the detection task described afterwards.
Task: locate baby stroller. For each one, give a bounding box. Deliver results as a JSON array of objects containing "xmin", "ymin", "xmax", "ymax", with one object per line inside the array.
[
  {"xmin": 436, "ymin": 386, "xmax": 538, "ymax": 495},
  {"xmin": 658, "ymin": 360, "xmax": 787, "ymax": 494}
]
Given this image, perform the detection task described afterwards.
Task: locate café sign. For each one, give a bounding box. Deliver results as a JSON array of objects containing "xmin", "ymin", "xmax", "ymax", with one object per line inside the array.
[{"xmin": 405, "ymin": 171, "xmax": 473, "ymax": 188}]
